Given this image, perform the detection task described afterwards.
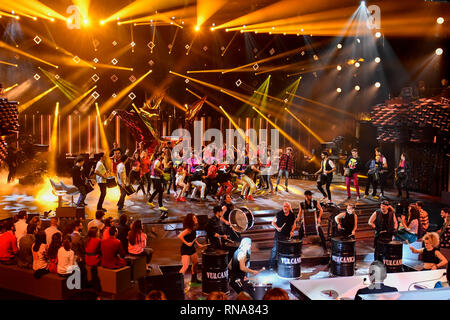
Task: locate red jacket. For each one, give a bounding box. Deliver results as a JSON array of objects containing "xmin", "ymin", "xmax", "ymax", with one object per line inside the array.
[
  {"xmin": 279, "ymin": 153, "xmax": 294, "ymax": 171},
  {"xmin": 0, "ymin": 231, "xmax": 18, "ymax": 261},
  {"xmin": 85, "ymin": 238, "xmax": 101, "ymax": 267},
  {"xmin": 100, "ymin": 237, "xmax": 126, "ymax": 269}
]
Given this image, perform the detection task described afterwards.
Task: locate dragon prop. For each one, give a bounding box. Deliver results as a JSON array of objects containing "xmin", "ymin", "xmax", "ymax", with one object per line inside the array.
[{"xmin": 185, "ymin": 96, "xmax": 207, "ymax": 124}]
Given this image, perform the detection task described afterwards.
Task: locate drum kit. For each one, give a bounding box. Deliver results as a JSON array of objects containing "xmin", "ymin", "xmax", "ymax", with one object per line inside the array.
[{"xmin": 228, "ymin": 207, "xmax": 254, "ymax": 233}]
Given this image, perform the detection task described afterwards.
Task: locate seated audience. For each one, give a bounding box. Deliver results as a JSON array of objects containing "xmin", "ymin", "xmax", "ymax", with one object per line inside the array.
[
  {"xmin": 263, "ymin": 288, "xmax": 290, "ymax": 300},
  {"xmin": 439, "ymin": 208, "xmax": 450, "ymax": 249},
  {"xmin": 57, "ymin": 235, "xmax": 77, "ymax": 276},
  {"xmin": 85, "ymin": 227, "xmax": 101, "ymax": 267},
  {"xmin": 29, "ymin": 216, "xmax": 41, "ymax": 231},
  {"xmin": 117, "ymin": 214, "xmax": 130, "ymax": 253},
  {"xmin": 101, "ymin": 226, "xmax": 126, "ymax": 269},
  {"xmin": 14, "ymin": 210, "xmax": 28, "ymax": 246},
  {"xmin": 87, "ymin": 211, "xmax": 105, "ymax": 236},
  {"xmin": 416, "ymin": 201, "xmax": 429, "ymax": 236},
  {"xmin": 0, "ymin": 221, "xmax": 18, "ymax": 264},
  {"xmin": 47, "ymin": 232, "xmax": 62, "ymax": 273},
  {"xmin": 102, "ymin": 217, "xmax": 114, "ymax": 240},
  {"xmin": 128, "ymin": 220, "xmax": 153, "ymax": 271},
  {"xmin": 32, "ymin": 231, "xmax": 48, "ymax": 273},
  {"xmin": 145, "ymin": 290, "xmax": 167, "ymax": 300},
  {"xmin": 409, "ymin": 232, "xmax": 448, "ymax": 270},
  {"xmin": 45, "ymin": 217, "xmax": 61, "ymax": 246},
  {"xmin": 236, "ymin": 291, "xmax": 253, "ymax": 300},
  {"xmin": 17, "ymin": 223, "xmax": 36, "ymax": 269},
  {"xmin": 206, "ymin": 291, "xmax": 228, "ymax": 300},
  {"xmin": 355, "ymin": 261, "xmax": 398, "ymax": 300},
  {"xmin": 395, "ymin": 204, "xmax": 420, "ymax": 243},
  {"xmin": 70, "ymin": 220, "xmax": 84, "ymax": 261}
]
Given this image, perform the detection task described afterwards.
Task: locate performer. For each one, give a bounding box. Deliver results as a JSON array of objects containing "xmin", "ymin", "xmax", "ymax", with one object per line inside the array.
[
  {"xmin": 364, "ymin": 154, "xmax": 382, "ymax": 199},
  {"xmin": 269, "ymin": 202, "xmax": 296, "ymax": 269},
  {"xmin": 220, "ymin": 195, "xmax": 241, "ymax": 242},
  {"xmin": 297, "ymin": 190, "xmax": 328, "ymax": 251},
  {"xmin": 315, "ymin": 151, "xmax": 336, "ymax": 203},
  {"xmin": 129, "ymin": 152, "xmax": 145, "ymax": 196},
  {"xmin": 148, "ymin": 152, "xmax": 168, "ymax": 212},
  {"xmin": 216, "ymin": 164, "xmax": 233, "ymax": 197},
  {"xmin": 175, "ymin": 163, "xmax": 189, "ymax": 202},
  {"xmin": 375, "ymin": 148, "xmax": 388, "ymax": 198},
  {"xmin": 189, "ymin": 164, "xmax": 206, "ymax": 200},
  {"xmin": 275, "ymin": 147, "xmax": 294, "ymax": 193},
  {"xmin": 72, "ymin": 156, "xmax": 89, "ymax": 207},
  {"xmin": 204, "ymin": 161, "xmax": 219, "ymax": 199},
  {"xmin": 178, "ymin": 213, "xmax": 206, "ymax": 284},
  {"xmin": 334, "ymin": 203, "xmax": 358, "ymax": 238},
  {"xmin": 5, "ymin": 144, "xmax": 19, "ymax": 183},
  {"xmin": 368, "ymin": 200, "xmax": 398, "ymax": 261},
  {"xmin": 261, "ymin": 150, "xmax": 274, "ymax": 193},
  {"xmin": 229, "ymin": 238, "xmax": 261, "ymax": 295},
  {"xmin": 116, "ymin": 155, "xmax": 128, "ymax": 211},
  {"xmin": 94, "ymin": 153, "xmax": 108, "ymax": 212},
  {"xmin": 409, "ymin": 232, "xmax": 448, "ymax": 270},
  {"xmin": 206, "ymin": 205, "xmax": 228, "ymax": 249},
  {"xmin": 395, "ymin": 153, "xmax": 409, "ymax": 198},
  {"xmin": 241, "ymin": 157, "xmax": 260, "ymax": 201},
  {"xmin": 344, "ymin": 148, "xmax": 361, "ymax": 201}
]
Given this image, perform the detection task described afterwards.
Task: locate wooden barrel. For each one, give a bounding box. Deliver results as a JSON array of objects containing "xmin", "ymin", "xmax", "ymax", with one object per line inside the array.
[
  {"xmin": 202, "ymin": 249, "xmax": 229, "ymax": 294},
  {"xmin": 330, "ymin": 237, "xmax": 356, "ymax": 276},
  {"xmin": 379, "ymin": 240, "xmax": 403, "ymax": 273},
  {"xmin": 277, "ymin": 239, "xmax": 302, "ymax": 279}
]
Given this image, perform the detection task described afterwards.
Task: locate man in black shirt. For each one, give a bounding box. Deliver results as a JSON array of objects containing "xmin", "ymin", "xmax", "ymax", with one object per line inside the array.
[
  {"xmin": 355, "ymin": 261, "xmax": 398, "ymax": 300},
  {"xmin": 269, "ymin": 202, "xmax": 296, "ymax": 269},
  {"xmin": 220, "ymin": 195, "xmax": 240, "ymax": 242},
  {"xmin": 298, "ymin": 190, "xmax": 328, "ymax": 252},
  {"xmin": 206, "ymin": 205, "xmax": 228, "ymax": 249},
  {"xmin": 368, "ymin": 201, "xmax": 398, "ymax": 261},
  {"xmin": 72, "ymin": 156, "xmax": 88, "ymax": 207}
]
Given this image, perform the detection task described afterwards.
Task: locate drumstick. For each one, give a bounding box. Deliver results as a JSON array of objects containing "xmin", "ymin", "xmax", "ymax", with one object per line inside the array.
[{"xmin": 278, "ymin": 223, "xmax": 286, "ymax": 230}]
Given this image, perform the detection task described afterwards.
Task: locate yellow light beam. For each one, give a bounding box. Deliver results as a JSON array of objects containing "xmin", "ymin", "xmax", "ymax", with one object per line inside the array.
[
  {"xmin": 19, "ymin": 85, "xmax": 57, "ymax": 112},
  {"xmin": 48, "ymin": 102, "xmax": 59, "ymax": 176},
  {"xmin": 95, "ymin": 102, "xmax": 112, "ymax": 169},
  {"xmin": 0, "ymin": 41, "xmax": 58, "ymax": 69},
  {"xmin": 197, "ymin": 0, "xmax": 226, "ymax": 27},
  {"xmin": 185, "ymin": 88, "xmax": 221, "ymax": 113},
  {"xmin": 284, "ymin": 108, "xmax": 324, "ymax": 143},
  {"xmin": 60, "ymin": 85, "xmax": 97, "ymax": 114},
  {"xmin": 94, "ymin": 63, "xmax": 133, "ymax": 71},
  {"xmin": 0, "ymin": 61, "xmax": 18, "ymax": 67},
  {"xmin": 218, "ymin": 105, "xmax": 257, "ymax": 152},
  {"xmin": 221, "ymin": 31, "xmax": 238, "ymax": 57},
  {"xmin": 286, "ymin": 92, "xmax": 355, "ymax": 118},
  {"xmin": 4, "ymin": 83, "xmax": 19, "ymax": 92}
]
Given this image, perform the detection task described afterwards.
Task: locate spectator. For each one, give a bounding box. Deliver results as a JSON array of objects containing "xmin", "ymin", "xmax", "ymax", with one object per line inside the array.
[
  {"xmin": 85, "ymin": 227, "xmax": 101, "ymax": 267},
  {"xmin": 206, "ymin": 291, "xmax": 228, "ymax": 300},
  {"xmin": 355, "ymin": 261, "xmax": 398, "ymax": 300},
  {"xmin": 32, "ymin": 231, "xmax": 48, "ymax": 273},
  {"xmin": 438, "ymin": 208, "xmax": 450, "ymax": 249},
  {"xmin": 395, "ymin": 204, "xmax": 420, "ymax": 244},
  {"xmin": 263, "ymin": 288, "xmax": 290, "ymax": 300},
  {"xmin": 128, "ymin": 220, "xmax": 153, "ymax": 271},
  {"xmin": 57, "ymin": 235, "xmax": 77, "ymax": 276},
  {"xmin": 71, "ymin": 220, "xmax": 84, "ymax": 260},
  {"xmin": 14, "ymin": 210, "xmax": 27, "ymax": 247},
  {"xmin": 145, "ymin": 290, "xmax": 167, "ymax": 300},
  {"xmin": 45, "ymin": 217, "xmax": 61, "ymax": 246},
  {"xmin": 117, "ymin": 214, "xmax": 130, "ymax": 253},
  {"xmin": 409, "ymin": 232, "xmax": 448, "ymax": 270},
  {"xmin": 29, "ymin": 216, "xmax": 41, "ymax": 232},
  {"xmin": 17, "ymin": 223, "xmax": 36, "ymax": 269},
  {"xmin": 47, "ymin": 232, "xmax": 62, "ymax": 273},
  {"xmin": 416, "ymin": 201, "xmax": 429, "ymax": 235},
  {"xmin": 236, "ymin": 291, "xmax": 253, "ymax": 300},
  {"xmin": 87, "ymin": 211, "xmax": 105, "ymax": 236},
  {"xmin": 101, "ymin": 226, "xmax": 126, "ymax": 269},
  {"xmin": 0, "ymin": 221, "xmax": 18, "ymax": 264},
  {"xmin": 102, "ymin": 217, "xmax": 114, "ymax": 240}
]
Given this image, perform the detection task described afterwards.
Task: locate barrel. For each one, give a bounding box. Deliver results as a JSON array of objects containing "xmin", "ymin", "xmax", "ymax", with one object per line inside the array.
[
  {"xmin": 277, "ymin": 239, "xmax": 302, "ymax": 279},
  {"xmin": 330, "ymin": 237, "xmax": 356, "ymax": 276},
  {"xmin": 202, "ymin": 249, "xmax": 229, "ymax": 294},
  {"xmin": 224, "ymin": 241, "xmax": 240, "ymax": 263},
  {"xmin": 378, "ymin": 240, "xmax": 403, "ymax": 273}
]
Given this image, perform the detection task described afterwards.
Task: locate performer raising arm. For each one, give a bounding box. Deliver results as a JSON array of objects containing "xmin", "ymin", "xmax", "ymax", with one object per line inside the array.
[{"xmin": 269, "ymin": 202, "xmax": 296, "ymax": 269}]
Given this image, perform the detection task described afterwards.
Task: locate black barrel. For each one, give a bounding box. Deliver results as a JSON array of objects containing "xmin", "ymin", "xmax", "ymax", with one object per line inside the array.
[
  {"xmin": 331, "ymin": 237, "xmax": 356, "ymax": 276},
  {"xmin": 224, "ymin": 241, "xmax": 240, "ymax": 263},
  {"xmin": 277, "ymin": 239, "xmax": 302, "ymax": 279},
  {"xmin": 202, "ymin": 249, "xmax": 229, "ymax": 294},
  {"xmin": 380, "ymin": 240, "xmax": 403, "ymax": 273}
]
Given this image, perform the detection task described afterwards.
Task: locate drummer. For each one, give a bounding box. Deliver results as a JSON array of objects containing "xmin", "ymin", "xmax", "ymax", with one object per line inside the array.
[
  {"xmin": 229, "ymin": 238, "xmax": 261, "ymax": 295},
  {"xmin": 95, "ymin": 152, "xmax": 108, "ymax": 212},
  {"xmin": 334, "ymin": 203, "xmax": 358, "ymax": 238},
  {"xmin": 269, "ymin": 202, "xmax": 297, "ymax": 270},
  {"xmin": 220, "ymin": 195, "xmax": 241, "ymax": 242},
  {"xmin": 206, "ymin": 205, "xmax": 228, "ymax": 249}
]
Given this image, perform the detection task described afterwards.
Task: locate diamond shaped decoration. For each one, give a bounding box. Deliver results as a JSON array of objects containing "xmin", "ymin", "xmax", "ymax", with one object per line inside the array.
[
  {"xmin": 55, "ymin": 74, "xmax": 60, "ymax": 80},
  {"xmin": 130, "ymin": 41, "xmax": 136, "ymax": 47},
  {"xmin": 147, "ymin": 41, "xmax": 155, "ymax": 50},
  {"xmin": 33, "ymin": 36, "xmax": 42, "ymax": 44},
  {"xmin": 235, "ymin": 79, "xmax": 242, "ymax": 87},
  {"xmin": 253, "ymin": 63, "xmax": 259, "ymax": 71},
  {"xmin": 301, "ymin": 51, "xmax": 305, "ymax": 56},
  {"xmin": 91, "ymin": 91, "xmax": 100, "ymax": 99},
  {"xmin": 34, "ymin": 74, "xmax": 40, "ymax": 80},
  {"xmin": 185, "ymin": 44, "xmax": 190, "ymax": 50},
  {"xmin": 220, "ymin": 46, "xmax": 225, "ymax": 51},
  {"xmin": 91, "ymin": 74, "xmax": 99, "ymax": 82},
  {"xmin": 284, "ymin": 98, "xmax": 288, "ymax": 103},
  {"xmin": 269, "ymin": 48, "xmax": 275, "ymax": 55},
  {"xmin": 110, "ymin": 74, "xmax": 118, "ymax": 82},
  {"xmin": 129, "ymin": 75, "xmax": 136, "ymax": 83},
  {"xmin": 73, "ymin": 56, "xmax": 80, "ymax": 64},
  {"xmin": 111, "ymin": 58, "xmax": 118, "ymax": 65},
  {"xmin": 112, "ymin": 41, "xmax": 118, "ymax": 46},
  {"xmin": 93, "ymin": 58, "xmax": 99, "ymax": 63},
  {"xmin": 313, "ymin": 54, "xmax": 319, "ymax": 61},
  {"xmin": 112, "ymin": 93, "xmax": 117, "ymax": 98},
  {"xmin": 93, "ymin": 39, "xmax": 100, "ymax": 47},
  {"xmin": 128, "ymin": 92, "xmax": 136, "ymax": 100},
  {"xmin": 148, "ymin": 60, "xmax": 154, "ymax": 66},
  {"xmin": 168, "ymin": 44, "xmax": 173, "ymax": 50},
  {"xmin": 185, "ymin": 79, "xmax": 189, "ymax": 84},
  {"xmin": 203, "ymin": 46, "xmax": 208, "ymax": 51}
]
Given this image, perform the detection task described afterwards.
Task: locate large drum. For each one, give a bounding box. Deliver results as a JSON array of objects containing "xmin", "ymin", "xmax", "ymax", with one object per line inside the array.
[
  {"xmin": 377, "ymin": 240, "xmax": 403, "ymax": 273},
  {"xmin": 249, "ymin": 282, "xmax": 272, "ymax": 300},
  {"xmin": 277, "ymin": 239, "xmax": 302, "ymax": 279},
  {"xmin": 106, "ymin": 176, "xmax": 117, "ymax": 188},
  {"xmin": 202, "ymin": 249, "xmax": 229, "ymax": 294},
  {"xmin": 330, "ymin": 237, "xmax": 356, "ymax": 276},
  {"xmin": 229, "ymin": 207, "xmax": 254, "ymax": 233}
]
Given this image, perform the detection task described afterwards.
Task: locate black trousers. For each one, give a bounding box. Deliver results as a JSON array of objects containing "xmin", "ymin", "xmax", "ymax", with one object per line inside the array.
[
  {"xmin": 117, "ymin": 185, "xmax": 127, "ymax": 209},
  {"xmin": 396, "ymin": 176, "xmax": 409, "ymax": 198},
  {"xmin": 230, "ymin": 277, "xmax": 253, "ymax": 295},
  {"xmin": 365, "ymin": 174, "xmax": 378, "ymax": 196},
  {"xmin": 205, "ymin": 177, "xmax": 218, "ymax": 197},
  {"xmin": 149, "ymin": 178, "xmax": 163, "ymax": 207},
  {"xmin": 269, "ymin": 233, "xmax": 289, "ymax": 269},
  {"xmin": 7, "ymin": 164, "xmax": 16, "ymax": 183},
  {"xmin": 317, "ymin": 174, "xmax": 333, "ymax": 200},
  {"xmin": 97, "ymin": 183, "xmax": 107, "ymax": 210}
]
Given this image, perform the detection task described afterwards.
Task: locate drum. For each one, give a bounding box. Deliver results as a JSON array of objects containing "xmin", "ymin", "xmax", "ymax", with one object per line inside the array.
[
  {"xmin": 106, "ymin": 176, "xmax": 117, "ymax": 188},
  {"xmin": 249, "ymin": 282, "xmax": 272, "ymax": 300},
  {"xmin": 124, "ymin": 184, "xmax": 136, "ymax": 196},
  {"xmin": 229, "ymin": 207, "xmax": 254, "ymax": 233},
  {"xmin": 303, "ymin": 209, "xmax": 318, "ymax": 236},
  {"xmin": 223, "ymin": 240, "xmax": 240, "ymax": 263},
  {"xmin": 277, "ymin": 239, "xmax": 302, "ymax": 279},
  {"xmin": 85, "ymin": 181, "xmax": 94, "ymax": 194},
  {"xmin": 330, "ymin": 237, "xmax": 356, "ymax": 276},
  {"xmin": 377, "ymin": 240, "xmax": 403, "ymax": 273},
  {"xmin": 202, "ymin": 249, "xmax": 229, "ymax": 294}
]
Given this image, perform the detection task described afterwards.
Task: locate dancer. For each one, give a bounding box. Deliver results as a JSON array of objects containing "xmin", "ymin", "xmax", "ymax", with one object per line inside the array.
[
  {"xmin": 148, "ymin": 152, "xmax": 168, "ymax": 212},
  {"xmin": 94, "ymin": 153, "xmax": 108, "ymax": 211},
  {"xmin": 315, "ymin": 151, "xmax": 336, "ymax": 203},
  {"xmin": 375, "ymin": 148, "xmax": 388, "ymax": 198},
  {"xmin": 116, "ymin": 155, "xmax": 128, "ymax": 211},
  {"xmin": 344, "ymin": 148, "xmax": 361, "ymax": 201},
  {"xmin": 365, "ymin": 154, "xmax": 382, "ymax": 199},
  {"xmin": 275, "ymin": 147, "xmax": 294, "ymax": 192},
  {"xmin": 175, "ymin": 163, "xmax": 189, "ymax": 202},
  {"xmin": 395, "ymin": 153, "xmax": 410, "ymax": 198}
]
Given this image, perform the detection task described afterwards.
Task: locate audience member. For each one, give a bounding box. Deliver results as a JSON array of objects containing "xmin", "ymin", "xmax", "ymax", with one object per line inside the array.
[
  {"xmin": 17, "ymin": 223, "xmax": 36, "ymax": 269},
  {"xmin": 128, "ymin": 220, "xmax": 153, "ymax": 271},
  {"xmin": 85, "ymin": 227, "xmax": 101, "ymax": 267},
  {"xmin": 263, "ymin": 288, "xmax": 290, "ymax": 300},
  {"xmin": 57, "ymin": 235, "xmax": 77, "ymax": 276},
  {"xmin": 32, "ymin": 231, "xmax": 48, "ymax": 275},
  {"xmin": 87, "ymin": 211, "xmax": 105, "ymax": 236},
  {"xmin": 145, "ymin": 290, "xmax": 167, "ymax": 300},
  {"xmin": 395, "ymin": 204, "xmax": 420, "ymax": 243},
  {"xmin": 45, "ymin": 217, "xmax": 61, "ymax": 246},
  {"xmin": 71, "ymin": 220, "xmax": 84, "ymax": 260},
  {"xmin": 355, "ymin": 261, "xmax": 398, "ymax": 300},
  {"xmin": 206, "ymin": 291, "xmax": 228, "ymax": 300},
  {"xmin": 410, "ymin": 232, "xmax": 448, "ymax": 270},
  {"xmin": 416, "ymin": 201, "xmax": 429, "ymax": 235},
  {"xmin": 101, "ymin": 226, "xmax": 126, "ymax": 269},
  {"xmin": 236, "ymin": 291, "xmax": 253, "ymax": 300},
  {"xmin": 47, "ymin": 232, "xmax": 62, "ymax": 273},
  {"xmin": 117, "ymin": 214, "xmax": 130, "ymax": 253},
  {"xmin": 438, "ymin": 208, "xmax": 450, "ymax": 250},
  {"xmin": 14, "ymin": 210, "xmax": 28, "ymax": 247},
  {"xmin": 0, "ymin": 221, "xmax": 18, "ymax": 264},
  {"xmin": 102, "ymin": 217, "xmax": 114, "ymax": 240}
]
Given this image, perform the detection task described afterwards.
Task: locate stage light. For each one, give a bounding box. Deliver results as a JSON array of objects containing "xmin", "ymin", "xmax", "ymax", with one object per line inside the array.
[
  {"xmin": 83, "ymin": 19, "xmax": 89, "ymax": 25},
  {"xmin": 375, "ymin": 57, "xmax": 381, "ymax": 63},
  {"xmin": 195, "ymin": 25, "xmax": 200, "ymax": 32},
  {"xmin": 355, "ymin": 62, "xmax": 360, "ymax": 68},
  {"xmin": 375, "ymin": 32, "xmax": 381, "ymax": 38},
  {"xmin": 355, "ymin": 85, "xmax": 360, "ymax": 91},
  {"xmin": 375, "ymin": 82, "xmax": 381, "ymax": 88},
  {"xmin": 337, "ymin": 43, "xmax": 342, "ymax": 49},
  {"xmin": 437, "ymin": 17, "xmax": 444, "ymax": 24},
  {"xmin": 435, "ymin": 48, "xmax": 443, "ymax": 55},
  {"xmin": 337, "ymin": 87, "xmax": 342, "ymax": 93},
  {"xmin": 361, "ymin": 1, "xmax": 366, "ymax": 5},
  {"xmin": 100, "ymin": 20, "xmax": 105, "ymax": 25},
  {"xmin": 337, "ymin": 65, "xmax": 342, "ymax": 71}
]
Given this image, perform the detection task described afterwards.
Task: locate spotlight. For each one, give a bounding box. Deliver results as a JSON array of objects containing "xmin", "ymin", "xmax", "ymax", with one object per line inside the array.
[
  {"xmin": 50, "ymin": 18, "xmax": 54, "ymax": 22},
  {"xmin": 355, "ymin": 62, "xmax": 360, "ymax": 68},
  {"xmin": 375, "ymin": 57, "xmax": 381, "ymax": 63},
  {"xmin": 100, "ymin": 20, "xmax": 105, "ymax": 25},
  {"xmin": 83, "ymin": 19, "xmax": 89, "ymax": 25},
  {"xmin": 195, "ymin": 25, "xmax": 200, "ymax": 32},
  {"xmin": 361, "ymin": 1, "xmax": 366, "ymax": 5},
  {"xmin": 337, "ymin": 43, "xmax": 342, "ymax": 49},
  {"xmin": 336, "ymin": 88, "xmax": 342, "ymax": 93},
  {"xmin": 435, "ymin": 48, "xmax": 443, "ymax": 55},
  {"xmin": 33, "ymin": 17, "xmax": 37, "ymax": 21},
  {"xmin": 375, "ymin": 82, "xmax": 381, "ymax": 88},
  {"xmin": 337, "ymin": 65, "xmax": 342, "ymax": 71},
  {"xmin": 355, "ymin": 85, "xmax": 360, "ymax": 91},
  {"xmin": 356, "ymin": 38, "xmax": 361, "ymax": 43},
  {"xmin": 437, "ymin": 17, "xmax": 444, "ymax": 24},
  {"xmin": 375, "ymin": 32, "xmax": 381, "ymax": 38}
]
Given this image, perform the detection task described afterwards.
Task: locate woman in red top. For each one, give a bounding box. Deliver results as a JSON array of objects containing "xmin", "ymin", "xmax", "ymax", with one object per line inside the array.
[
  {"xmin": 47, "ymin": 232, "xmax": 62, "ymax": 273},
  {"xmin": 102, "ymin": 217, "xmax": 113, "ymax": 241},
  {"xmin": 140, "ymin": 150, "xmax": 152, "ymax": 196},
  {"xmin": 0, "ymin": 221, "xmax": 18, "ymax": 264},
  {"xmin": 85, "ymin": 227, "xmax": 101, "ymax": 267}
]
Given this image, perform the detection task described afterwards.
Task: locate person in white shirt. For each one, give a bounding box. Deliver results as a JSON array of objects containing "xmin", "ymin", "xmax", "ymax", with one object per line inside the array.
[
  {"xmin": 14, "ymin": 210, "xmax": 28, "ymax": 247},
  {"xmin": 57, "ymin": 236, "xmax": 77, "ymax": 275},
  {"xmin": 95, "ymin": 152, "xmax": 108, "ymax": 212},
  {"xmin": 116, "ymin": 155, "xmax": 128, "ymax": 211},
  {"xmin": 45, "ymin": 217, "xmax": 61, "ymax": 246},
  {"xmin": 32, "ymin": 232, "xmax": 48, "ymax": 271},
  {"xmin": 87, "ymin": 211, "xmax": 105, "ymax": 237}
]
